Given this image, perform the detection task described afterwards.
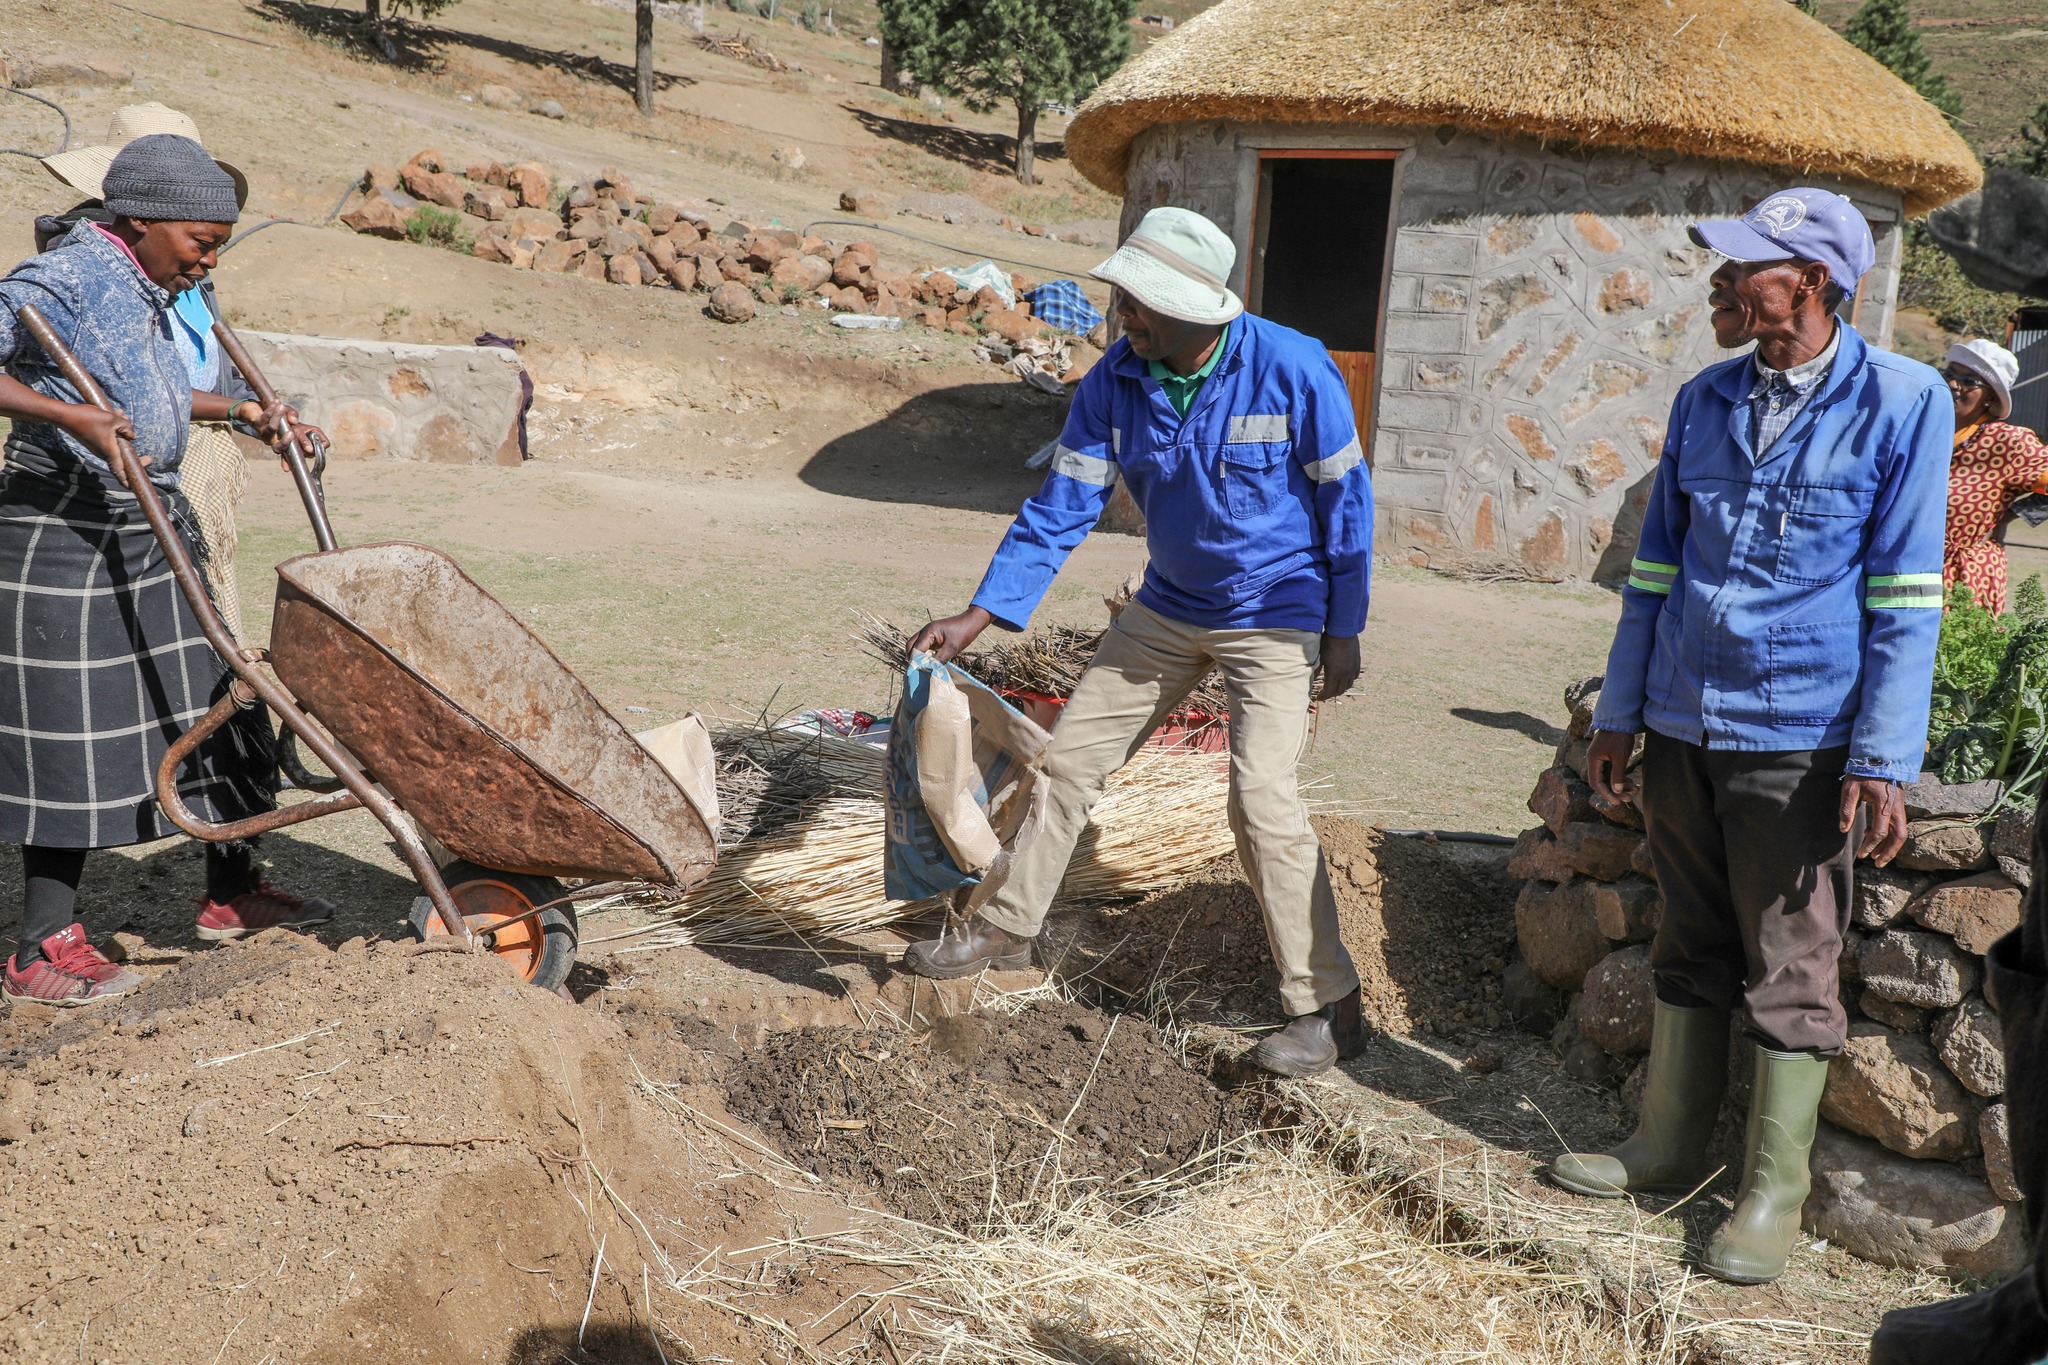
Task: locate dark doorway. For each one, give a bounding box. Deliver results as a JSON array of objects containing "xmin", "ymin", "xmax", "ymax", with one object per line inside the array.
[
  {"xmin": 1249, "ymin": 153, "xmax": 1400, "ymax": 457},
  {"xmin": 2012, "ymin": 305, "xmax": 2048, "ymax": 442}
]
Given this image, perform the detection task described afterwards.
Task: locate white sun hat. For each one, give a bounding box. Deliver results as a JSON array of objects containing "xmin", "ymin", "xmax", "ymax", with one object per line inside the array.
[
  {"xmin": 1089, "ymin": 207, "xmax": 1243, "ymax": 326},
  {"xmin": 42, "ymin": 103, "xmax": 247, "ymax": 208},
  {"xmin": 1947, "ymin": 338, "xmax": 2020, "ymax": 420}
]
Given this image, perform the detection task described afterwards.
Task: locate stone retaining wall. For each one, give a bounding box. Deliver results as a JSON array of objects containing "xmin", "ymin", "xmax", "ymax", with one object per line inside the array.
[
  {"xmin": 1511, "ymin": 676, "xmax": 2028, "ymax": 1277},
  {"xmin": 238, "ymin": 332, "xmax": 526, "ymax": 466}
]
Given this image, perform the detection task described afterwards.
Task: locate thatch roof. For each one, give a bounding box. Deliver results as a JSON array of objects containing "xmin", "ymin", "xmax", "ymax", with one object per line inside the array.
[{"xmin": 1066, "ymin": 0, "xmax": 1981, "ymax": 216}]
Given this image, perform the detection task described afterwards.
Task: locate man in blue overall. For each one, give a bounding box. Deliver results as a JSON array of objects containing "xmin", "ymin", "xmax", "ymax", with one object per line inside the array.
[
  {"xmin": 903, "ymin": 207, "xmax": 1375, "ymax": 1078},
  {"xmin": 1547, "ymin": 189, "xmax": 1951, "ymax": 1286}
]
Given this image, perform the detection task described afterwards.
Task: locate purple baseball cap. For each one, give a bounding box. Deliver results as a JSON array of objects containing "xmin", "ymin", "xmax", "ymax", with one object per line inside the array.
[{"xmin": 1688, "ymin": 188, "xmax": 1877, "ymax": 297}]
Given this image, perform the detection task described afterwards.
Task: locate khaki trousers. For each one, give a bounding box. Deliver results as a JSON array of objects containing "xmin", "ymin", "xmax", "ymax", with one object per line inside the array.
[{"xmin": 980, "ymin": 599, "xmax": 1359, "ymax": 1016}]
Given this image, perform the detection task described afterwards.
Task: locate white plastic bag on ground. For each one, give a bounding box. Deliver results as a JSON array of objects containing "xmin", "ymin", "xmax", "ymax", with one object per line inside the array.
[{"xmin": 950, "ymin": 260, "xmax": 1017, "ymax": 308}]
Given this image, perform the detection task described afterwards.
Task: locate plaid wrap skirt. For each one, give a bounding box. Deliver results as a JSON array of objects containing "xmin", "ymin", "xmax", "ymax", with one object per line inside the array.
[{"xmin": 0, "ymin": 450, "xmax": 275, "ymax": 849}]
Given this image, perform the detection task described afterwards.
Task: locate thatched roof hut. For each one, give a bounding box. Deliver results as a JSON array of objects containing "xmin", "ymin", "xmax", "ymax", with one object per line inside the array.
[{"xmin": 1067, "ymin": 0, "xmax": 1981, "ymax": 579}]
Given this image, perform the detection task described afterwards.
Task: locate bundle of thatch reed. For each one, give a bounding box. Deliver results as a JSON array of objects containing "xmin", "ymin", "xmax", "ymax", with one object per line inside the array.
[
  {"xmin": 856, "ymin": 612, "xmax": 1236, "ymax": 715},
  {"xmin": 614, "ymin": 724, "xmax": 1241, "ymax": 949}
]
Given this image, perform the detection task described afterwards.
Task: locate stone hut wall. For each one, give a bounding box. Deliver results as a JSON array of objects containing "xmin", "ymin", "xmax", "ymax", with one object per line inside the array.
[
  {"xmin": 240, "ymin": 332, "xmax": 527, "ymax": 466},
  {"xmin": 1116, "ymin": 122, "xmax": 1906, "ymax": 580},
  {"xmin": 1511, "ymin": 677, "xmax": 2027, "ymax": 1278}
]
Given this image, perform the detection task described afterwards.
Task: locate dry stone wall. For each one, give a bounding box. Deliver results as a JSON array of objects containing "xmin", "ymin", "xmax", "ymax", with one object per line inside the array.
[
  {"xmin": 1512, "ymin": 677, "xmax": 2028, "ymax": 1278},
  {"xmin": 238, "ymin": 332, "xmax": 526, "ymax": 466},
  {"xmin": 1117, "ymin": 121, "xmax": 1906, "ymax": 581}
]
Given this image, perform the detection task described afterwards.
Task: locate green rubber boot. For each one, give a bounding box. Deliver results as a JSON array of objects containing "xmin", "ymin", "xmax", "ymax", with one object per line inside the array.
[
  {"xmin": 1549, "ymin": 1001, "xmax": 1730, "ymax": 1197},
  {"xmin": 1699, "ymin": 1045, "xmax": 1829, "ymax": 1285}
]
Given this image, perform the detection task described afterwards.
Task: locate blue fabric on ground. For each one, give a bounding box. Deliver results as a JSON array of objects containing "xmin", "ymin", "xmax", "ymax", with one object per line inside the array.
[{"xmin": 1027, "ymin": 279, "xmax": 1104, "ymax": 337}]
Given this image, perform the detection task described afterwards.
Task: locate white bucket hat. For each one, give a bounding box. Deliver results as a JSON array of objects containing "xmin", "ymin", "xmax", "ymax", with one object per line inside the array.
[
  {"xmin": 1947, "ymin": 338, "xmax": 2020, "ymax": 420},
  {"xmin": 41, "ymin": 103, "xmax": 248, "ymax": 208},
  {"xmin": 1089, "ymin": 207, "xmax": 1243, "ymax": 326}
]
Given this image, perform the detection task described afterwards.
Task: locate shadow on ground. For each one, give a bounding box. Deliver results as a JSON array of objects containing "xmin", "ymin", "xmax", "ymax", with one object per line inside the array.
[
  {"xmin": 799, "ymin": 381, "xmax": 1073, "ymax": 515},
  {"xmin": 0, "ymin": 825, "xmax": 422, "ymax": 966},
  {"xmin": 256, "ymin": 0, "xmax": 695, "ymax": 94},
  {"xmin": 844, "ymin": 105, "xmax": 1066, "ymax": 174},
  {"xmin": 1450, "ymin": 705, "xmax": 1566, "ymax": 747},
  {"xmin": 508, "ymin": 1322, "xmax": 669, "ymax": 1365}
]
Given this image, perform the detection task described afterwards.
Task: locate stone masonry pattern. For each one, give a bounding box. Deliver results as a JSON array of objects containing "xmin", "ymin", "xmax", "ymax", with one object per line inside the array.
[{"xmin": 1119, "ymin": 122, "xmax": 1905, "ymax": 581}]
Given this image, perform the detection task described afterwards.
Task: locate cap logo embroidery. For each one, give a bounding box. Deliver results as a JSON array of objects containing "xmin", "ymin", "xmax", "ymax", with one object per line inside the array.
[{"xmin": 1753, "ymin": 196, "xmax": 1808, "ymax": 237}]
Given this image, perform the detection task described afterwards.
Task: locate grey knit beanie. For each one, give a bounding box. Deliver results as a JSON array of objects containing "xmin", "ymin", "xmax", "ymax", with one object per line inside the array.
[{"xmin": 101, "ymin": 133, "xmax": 239, "ymax": 224}]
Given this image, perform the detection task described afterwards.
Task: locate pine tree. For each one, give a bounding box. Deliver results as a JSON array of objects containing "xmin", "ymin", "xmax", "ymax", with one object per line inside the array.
[
  {"xmin": 2004, "ymin": 101, "xmax": 2048, "ymax": 176},
  {"xmin": 877, "ymin": 0, "xmax": 1136, "ymax": 184},
  {"xmin": 1846, "ymin": 0, "xmax": 1963, "ymax": 124}
]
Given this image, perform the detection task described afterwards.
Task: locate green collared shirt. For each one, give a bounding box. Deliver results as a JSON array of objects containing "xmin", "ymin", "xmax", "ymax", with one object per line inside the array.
[{"xmin": 1147, "ymin": 324, "xmax": 1228, "ymax": 419}]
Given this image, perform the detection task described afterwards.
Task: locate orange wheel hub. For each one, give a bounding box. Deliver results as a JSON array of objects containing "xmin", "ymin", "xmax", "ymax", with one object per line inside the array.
[{"xmin": 420, "ymin": 878, "xmax": 546, "ymax": 981}]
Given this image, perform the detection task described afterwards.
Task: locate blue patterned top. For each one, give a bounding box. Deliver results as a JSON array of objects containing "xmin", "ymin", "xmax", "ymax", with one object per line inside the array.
[{"xmin": 0, "ymin": 222, "xmax": 190, "ymax": 489}]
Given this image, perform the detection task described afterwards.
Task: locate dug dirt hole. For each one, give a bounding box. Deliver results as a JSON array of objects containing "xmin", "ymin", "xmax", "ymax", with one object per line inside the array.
[{"xmin": 723, "ymin": 1001, "xmax": 1267, "ymax": 1231}]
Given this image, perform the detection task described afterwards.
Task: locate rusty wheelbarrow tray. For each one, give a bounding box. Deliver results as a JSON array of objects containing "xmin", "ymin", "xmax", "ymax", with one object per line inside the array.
[{"xmin": 16, "ymin": 305, "xmax": 717, "ymax": 990}]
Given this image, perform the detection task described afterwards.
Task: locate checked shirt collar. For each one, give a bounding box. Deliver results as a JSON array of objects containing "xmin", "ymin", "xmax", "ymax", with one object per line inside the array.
[{"xmin": 1746, "ymin": 321, "xmax": 1840, "ymax": 462}]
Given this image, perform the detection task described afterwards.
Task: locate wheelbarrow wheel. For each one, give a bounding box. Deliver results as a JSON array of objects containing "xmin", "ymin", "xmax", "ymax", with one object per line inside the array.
[{"xmin": 407, "ymin": 860, "xmax": 578, "ymax": 993}]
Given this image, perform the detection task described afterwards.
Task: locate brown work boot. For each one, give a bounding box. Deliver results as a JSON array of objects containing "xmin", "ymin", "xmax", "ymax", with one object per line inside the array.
[
  {"xmin": 902, "ymin": 915, "xmax": 1034, "ymax": 980},
  {"xmin": 1253, "ymin": 987, "xmax": 1367, "ymax": 1077}
]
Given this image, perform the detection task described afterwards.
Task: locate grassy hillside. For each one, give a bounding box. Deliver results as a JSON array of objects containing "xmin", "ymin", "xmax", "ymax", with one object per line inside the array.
[{"xmin": 1815, "ymin": 0, "xmax": 2047, "ymax": 157}]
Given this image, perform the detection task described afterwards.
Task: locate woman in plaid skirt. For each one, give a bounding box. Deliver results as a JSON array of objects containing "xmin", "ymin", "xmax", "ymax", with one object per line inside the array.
[{"xmin": 0, "ymin": 135, "xmax": 337, "ymax": 1005}]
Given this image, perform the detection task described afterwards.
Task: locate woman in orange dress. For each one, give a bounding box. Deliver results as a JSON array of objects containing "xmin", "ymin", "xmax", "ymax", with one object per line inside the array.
[{"xmin": 1942, "ymin": 338, "xmax": 2048, "ymax": 613}]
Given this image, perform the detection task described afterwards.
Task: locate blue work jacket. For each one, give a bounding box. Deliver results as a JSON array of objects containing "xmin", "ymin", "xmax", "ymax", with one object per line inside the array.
[
  {"xmin": 1593, "ymin": 324, "xmax": 1951, "ymax": 782},
  {"xmin": 970, "ymin": 313, "xmax": 1373, "ymax": 637}
]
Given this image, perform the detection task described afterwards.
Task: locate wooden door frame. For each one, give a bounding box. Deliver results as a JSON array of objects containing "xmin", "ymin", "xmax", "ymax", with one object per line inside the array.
[{"xmin": 1246, "ymin": 148, "xmax": 1405, "ymax": 468}]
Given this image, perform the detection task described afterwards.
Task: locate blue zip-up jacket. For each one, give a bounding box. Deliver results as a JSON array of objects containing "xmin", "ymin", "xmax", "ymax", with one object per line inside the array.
[
  {"xmin": 0, "ymin": 222, "xmax": 190, "ymax": 489},
  {"xmin": 971, "ymin": 313, "xmax": 1373, "ymax": 636},
  {"xmin": 1593, "ymin": 324, "xmax": 1951, "ymax": 782}
]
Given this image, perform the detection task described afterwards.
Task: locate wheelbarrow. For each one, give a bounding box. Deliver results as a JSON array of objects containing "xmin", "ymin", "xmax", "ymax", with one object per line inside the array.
[{"xmin": 15, "ymin": 305, "xmax": 718, "ymax": 991}]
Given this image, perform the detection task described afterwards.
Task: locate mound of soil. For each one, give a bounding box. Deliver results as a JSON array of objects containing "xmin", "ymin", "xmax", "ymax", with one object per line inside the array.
[
  {"xmin": 723, "ymin": 1002, "xmax": 1261, "ymax": 1231},
  {"xmin": 1051, "ymin": 818, "xmax": 1520, "ymax": 1041},
  {"xmin": 0, "ymin": 930, "xmax": 858, "ymax": 1365}
]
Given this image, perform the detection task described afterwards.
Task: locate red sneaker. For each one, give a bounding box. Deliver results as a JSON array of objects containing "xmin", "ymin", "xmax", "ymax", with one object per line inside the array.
[
  {"xmin": 3, "ymin": 924, "xmax": 143, "ymax": 1006},
  {"xmin": 195, "ymin": 882, "xmax": 337, "ymax": 942}
]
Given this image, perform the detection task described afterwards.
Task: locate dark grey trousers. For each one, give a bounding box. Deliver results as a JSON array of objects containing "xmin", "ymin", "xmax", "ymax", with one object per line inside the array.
[
  {"xmin": 1989, "ymin": 802, "xmax": 2048, "ymax": 1308},
  {"xmin": 1639, "ymin": 729, "xmax": 1857, "ymax": 1055}
]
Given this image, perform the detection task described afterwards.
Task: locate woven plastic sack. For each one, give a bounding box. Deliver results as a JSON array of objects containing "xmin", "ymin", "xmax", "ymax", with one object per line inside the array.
[{"xmin": 885, "ymin": 652, "xmax": 1050, "ymax": 908}]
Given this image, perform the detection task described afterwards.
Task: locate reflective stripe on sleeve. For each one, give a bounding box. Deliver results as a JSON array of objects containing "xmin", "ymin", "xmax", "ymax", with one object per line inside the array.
[
  {"xmin": 1304, "ymin": 437, "xmax": 1363, "ymax": 483},
  {"xmin": 1050, "ymin": 445, "xmax": 1119, "ymax": 487},
  {"xmin": 1866, "ymin": 572, "xmax": 1943, "ymax": 609},
  {"xmin": 1627, "ymin": 557, "xmax": 1678, "ymax": 595}
]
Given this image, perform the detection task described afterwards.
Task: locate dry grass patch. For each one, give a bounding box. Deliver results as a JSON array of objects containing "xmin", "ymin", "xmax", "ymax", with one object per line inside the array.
[{"xmin": 819, "ymin": 1131, "xmax": 1667, "ymax": 1365}]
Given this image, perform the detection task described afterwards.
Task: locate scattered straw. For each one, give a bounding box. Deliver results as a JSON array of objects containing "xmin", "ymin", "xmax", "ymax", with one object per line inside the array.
[
  {"xmin": 615, "ymin": 744, "xmax": 1247, "ymax": 948},
  {"xmin": 856, "ymin": 612, "xmax": 1238, "ymax": 716}
]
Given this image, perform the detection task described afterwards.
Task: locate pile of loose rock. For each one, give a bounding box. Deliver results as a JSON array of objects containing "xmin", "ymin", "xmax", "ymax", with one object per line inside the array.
[
  {"xmin": 339, "ymin": 151, "xmax": 1107, "ymax": 377},
  {"xmin": 1510, "ymin": 676, "xmax": 2028, "ymax": 1277}
]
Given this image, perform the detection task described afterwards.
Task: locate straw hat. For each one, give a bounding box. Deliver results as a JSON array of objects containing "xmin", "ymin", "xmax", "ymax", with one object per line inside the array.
[
  {"xmin": 1090, "ymin": 207, "xmax": 1244, "ymax": 326},
  {"xmin": 41, "ymin": 103, "xmax": 247, "ymax": 208},
  {"xmin": 1948, "ymin": 338, "xmax": 2020, "ymax": 420}
]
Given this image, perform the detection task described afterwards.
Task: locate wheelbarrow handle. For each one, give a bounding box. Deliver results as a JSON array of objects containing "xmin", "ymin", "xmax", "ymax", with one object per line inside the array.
[
  {"xmin": 10, "ymin": 304, "xmax": 474, "ymax": 948},
  {"xmin": 210, "ymin": 320, "xmax": 338, "ymax": 554},
  {"xmin": 16, "ymin": 305, "xmax": 243, "ymax": 668}
]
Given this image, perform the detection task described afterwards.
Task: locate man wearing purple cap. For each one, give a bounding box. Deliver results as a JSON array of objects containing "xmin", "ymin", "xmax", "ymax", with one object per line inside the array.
[{"xmin": 1546, "ymin": 188, "xmax": 1952, "ymax": 1286}]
